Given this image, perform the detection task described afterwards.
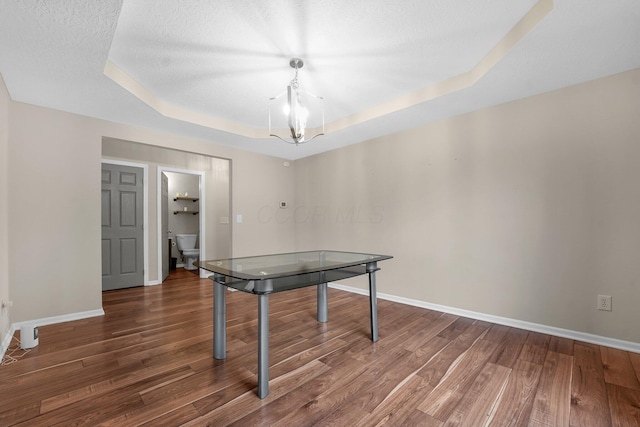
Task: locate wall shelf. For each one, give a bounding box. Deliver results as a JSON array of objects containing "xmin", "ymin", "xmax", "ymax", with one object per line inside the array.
[
  {"xmin": 173, "ymin": 211, "xmax": 199, "ymax": 215},
  {"xmin": 174, "ymin": 197, "xmax": 199, "ymax": 202}
]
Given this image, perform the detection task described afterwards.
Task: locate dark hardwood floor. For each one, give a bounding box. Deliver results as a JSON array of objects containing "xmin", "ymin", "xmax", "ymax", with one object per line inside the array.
[{"xmin": 1, "ymin": 268, "xmax": 639, "ymax": 426}]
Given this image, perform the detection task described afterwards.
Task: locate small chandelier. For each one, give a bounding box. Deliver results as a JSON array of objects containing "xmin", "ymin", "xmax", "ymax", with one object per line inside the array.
[{"xmin": 269, "ymin": 58, "xmax": 324, "ymax": 145}]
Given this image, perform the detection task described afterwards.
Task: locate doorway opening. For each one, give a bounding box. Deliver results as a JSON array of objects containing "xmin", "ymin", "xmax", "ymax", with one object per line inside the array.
[
  {"xmin": 158, "ymin": 167, "xmax": 206, "ymax": 282},
  {"xmin": 102, "ymin": 136, "xmax": 232, "ymax": 287}
]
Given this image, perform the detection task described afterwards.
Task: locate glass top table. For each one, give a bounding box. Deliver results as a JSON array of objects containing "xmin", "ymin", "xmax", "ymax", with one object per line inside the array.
[
  {"xmin": 196, "ymin": 250, "xmax": 392, "ymax": 293},
  {"xmin": 195, "ymin": 250, "xmax": 393, "ymax": 398}
]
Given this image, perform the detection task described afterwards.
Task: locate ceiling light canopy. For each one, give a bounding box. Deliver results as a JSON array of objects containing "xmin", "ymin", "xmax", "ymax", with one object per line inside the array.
[{"xmin": 269, "ymin": 58, "xmax": 324, "ymax": 145}]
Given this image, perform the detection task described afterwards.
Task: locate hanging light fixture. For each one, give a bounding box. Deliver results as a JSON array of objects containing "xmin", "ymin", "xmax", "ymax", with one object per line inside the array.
[{"xmin": 269, "ymin": 58, "xmax": 324, "ymax": 145}]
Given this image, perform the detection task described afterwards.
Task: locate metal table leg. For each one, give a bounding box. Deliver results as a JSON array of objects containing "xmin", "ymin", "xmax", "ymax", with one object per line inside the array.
[
  {"xmin": 366, "ymin": 262, "xmax": 379, "ymax": 342},
  {"xmin": 317, "ymin": 281, "xmax": 328, "ymax": 323},
  {"xmin": 317, "ymin": 254, "xmax": 328, "ymax": 323},
  {"xmin": 213, "ymin": 276, "xmax": 226, "ymax": 359},
  {"xmin": 258, "ymin": 293, "xmax": 269, "ymax": 398}
]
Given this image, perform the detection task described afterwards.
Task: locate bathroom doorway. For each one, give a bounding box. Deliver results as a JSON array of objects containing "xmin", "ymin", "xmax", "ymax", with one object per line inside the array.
[{"xmin": 158, "ymin": 168, "xmax": 205, "ymax": 281}]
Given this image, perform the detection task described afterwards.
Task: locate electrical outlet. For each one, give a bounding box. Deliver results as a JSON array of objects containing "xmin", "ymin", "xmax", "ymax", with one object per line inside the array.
[{"xmin": 597, "ymin": 295, "xmax": 612, "ymax": 311}]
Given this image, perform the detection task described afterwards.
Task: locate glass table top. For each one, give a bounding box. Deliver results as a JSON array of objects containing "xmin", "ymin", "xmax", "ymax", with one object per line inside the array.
[{"xmin": 195, "ymin": 250, "xmax": 393, "ymax": 281}]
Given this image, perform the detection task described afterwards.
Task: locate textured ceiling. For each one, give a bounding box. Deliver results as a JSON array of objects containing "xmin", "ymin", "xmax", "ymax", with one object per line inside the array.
[{"xmin": 1, "ymin": 0, "xmax": 640, "ymax": 160}]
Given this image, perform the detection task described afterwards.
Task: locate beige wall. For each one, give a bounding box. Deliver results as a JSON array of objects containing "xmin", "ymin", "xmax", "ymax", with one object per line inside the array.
[
  {"xmin": 232, "ymin": 155, "xmax": 296, "ymax": 257},
  {"xmin": 295, "ymin": 68, "xmax": 640, "ymax": 344},
  {"xmin": 0, "ymin": 75, "xmax": 10, "ymax": 340},
  {"xmin": 9, "ymin": 104, "xmax": 104, "ymax": 323},
  {"xmin": 7, "ymin": 101, "xmax": 295, "ymax": 324}
]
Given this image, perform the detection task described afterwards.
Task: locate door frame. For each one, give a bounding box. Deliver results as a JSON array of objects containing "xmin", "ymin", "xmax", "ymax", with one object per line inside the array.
[
  {"xmin": 157, "ymin": 167, "xmax": 207, "ymax": 279},
  {"xmin": 101, "ymin": 159, "xmax": 150, "ymax": 286}
]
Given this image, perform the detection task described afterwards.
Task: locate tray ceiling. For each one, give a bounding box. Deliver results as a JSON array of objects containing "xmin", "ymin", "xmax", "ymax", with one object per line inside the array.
[{"xmin": 1, "ymin": 1, "xmax": 639, "ymax": 159}]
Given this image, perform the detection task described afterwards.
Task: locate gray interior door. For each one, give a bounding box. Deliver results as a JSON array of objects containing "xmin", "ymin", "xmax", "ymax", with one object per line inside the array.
[
  {"xmin": 102, "ymin": 163, "xmax": 144, "ymax": 291},
  {"xmin": 161, "ymin": 172, "xmax": 169, "ymax": 281}
]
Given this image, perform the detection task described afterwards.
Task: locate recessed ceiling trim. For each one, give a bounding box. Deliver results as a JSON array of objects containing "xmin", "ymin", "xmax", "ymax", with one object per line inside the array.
[
  {"xmin": 104, "ymin": 59, "xmax": 265, "ymax": 138},
  {"xmin": 104, "ymin": 0, "xmax": 553, "ymax": 141},
  {"xmin": 326, "ymin": 0, "xmax": 554, "ymax": 134},
  {"xmin": 471, "ymin": 0, "xmax": 554, "ymax": 82}
]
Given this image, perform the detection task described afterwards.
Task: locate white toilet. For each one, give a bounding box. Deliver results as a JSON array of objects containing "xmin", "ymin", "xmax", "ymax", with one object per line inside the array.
[{"xmin": 176, "ymin": 234, "xmax": 200, "ymax": 270}]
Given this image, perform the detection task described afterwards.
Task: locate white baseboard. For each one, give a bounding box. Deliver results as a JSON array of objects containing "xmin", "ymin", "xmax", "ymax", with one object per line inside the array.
[
  {"xmin": 11, "ymin": 308, "xmax": 105, "ymax": 330},
  {"xmin": 329, "ymin": 283, "xmax": 640, "ymax": 354},
  {"xmin": 1, "ymin": 308, "xmax": 105, "ymax": 362}
]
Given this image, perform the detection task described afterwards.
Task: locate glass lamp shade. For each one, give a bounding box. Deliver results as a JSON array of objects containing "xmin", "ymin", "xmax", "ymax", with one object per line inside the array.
[{"xmin": 269, "ymin": 87, "xmax": 324, "ymax": 145}]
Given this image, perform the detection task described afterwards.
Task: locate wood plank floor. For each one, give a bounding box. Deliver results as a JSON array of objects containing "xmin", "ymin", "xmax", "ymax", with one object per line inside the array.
[{"xmin": 1, "ymin": 269, "xmax": 640, "ymax": 426}]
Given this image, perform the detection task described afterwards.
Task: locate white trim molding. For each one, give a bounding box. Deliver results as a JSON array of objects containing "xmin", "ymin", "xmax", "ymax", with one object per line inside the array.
[
  {"xmin": 329, "ymin": 283, "xmax": 640, "ymax": 355},
  {"xmin": 11, "ymin": 309, "xmax": 105, "ymax": 330},
  {"xmin": 1, "ymin": 309, "xmax": 105, "ymax": 361}
]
